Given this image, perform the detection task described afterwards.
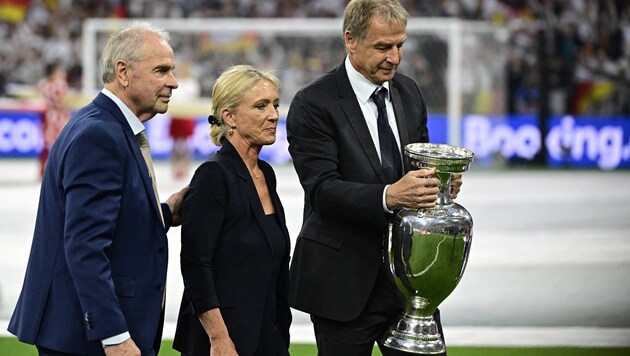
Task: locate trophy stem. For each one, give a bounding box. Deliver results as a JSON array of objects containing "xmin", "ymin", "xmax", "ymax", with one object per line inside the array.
[{"xmin": 435, "ymin": 172, "xmax": 453, "ymax": 206}]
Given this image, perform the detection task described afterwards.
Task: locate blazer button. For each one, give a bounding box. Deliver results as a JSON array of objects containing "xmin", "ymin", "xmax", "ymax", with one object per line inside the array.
[
  {"xmin": 156, "ymin": 284, "xmax": 164, "ymax": 291},
  {"xmin": 158, "ymin": 246, "xmax": 165, "ymax": 254}
]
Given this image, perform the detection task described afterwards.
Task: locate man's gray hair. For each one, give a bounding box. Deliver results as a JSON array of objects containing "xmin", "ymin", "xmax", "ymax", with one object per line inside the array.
[
  {"xmin": 343, "ymin": 0, "xmax": 409, "ymax": 43},
  {"xmin": 100, "ymin": 21, "xmax": 170, "ymax": 83}
]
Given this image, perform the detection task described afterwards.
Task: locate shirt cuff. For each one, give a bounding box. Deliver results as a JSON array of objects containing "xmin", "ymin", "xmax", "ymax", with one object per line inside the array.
[
  {"xmin": 102, "ymin": 332, "xmax": 131, "ymax": 347},
  {"xmin": 382, "ymin": 184, "xmax": 394, "ymax": 213}
]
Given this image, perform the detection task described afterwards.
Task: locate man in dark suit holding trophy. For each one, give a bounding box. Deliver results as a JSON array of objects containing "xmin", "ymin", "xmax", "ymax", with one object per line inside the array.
[{"xmin": 286, "ymin": 0, "xmax": 462, "ymax": 354}]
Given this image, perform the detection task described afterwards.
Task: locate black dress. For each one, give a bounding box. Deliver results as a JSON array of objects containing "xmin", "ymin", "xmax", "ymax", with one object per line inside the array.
[
  {"xmin": 173, "ymin": 144, "xmax": 291, "ymax": 356},
  {"xmin": 253, "ymin": 213, "xmax": 289, "ymax": 356}
]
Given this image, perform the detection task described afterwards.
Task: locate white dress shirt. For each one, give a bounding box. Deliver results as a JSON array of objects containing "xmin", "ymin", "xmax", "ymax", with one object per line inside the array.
[{"xmin": 344, "ymin": 56, "xmax": 402, "ymax": 212}]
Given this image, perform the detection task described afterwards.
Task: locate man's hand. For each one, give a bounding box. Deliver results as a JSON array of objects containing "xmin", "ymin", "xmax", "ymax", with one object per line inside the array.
[
  {"xmin": 209, "ymin": 336, "xmax": 239, "ymax": 356},
  {"xmin": 450, "ymin": 173, "xmax": 463, "ymax": 199},
  {"xmin": 104, "ymin": 338, "xmax": 140, "ymax": 356},
  {"xmin": 386, "ymin": 168, "xmax": 440, "ymax": 210},
  {"xmin": 166, "ymin": 185, "xmax": 188, "ymax": 226}
]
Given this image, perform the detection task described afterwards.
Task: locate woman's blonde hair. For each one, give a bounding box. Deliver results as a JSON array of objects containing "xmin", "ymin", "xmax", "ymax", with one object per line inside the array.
[{"xmin": 208, "ymin": 64, "xmax": 279, "ymax": 146}]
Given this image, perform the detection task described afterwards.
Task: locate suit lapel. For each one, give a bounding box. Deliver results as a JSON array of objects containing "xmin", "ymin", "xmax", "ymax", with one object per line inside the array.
[
  {"xmin": 220, "ymin": 142, "xmax": 276, "ymax": 253},
  {"xmin": 390, "ymin": 84, "xmax": 410, "ymax": 150},
  {"xmin": 93, "ymin": 93, "xmax": 164, "ymax": 227},
  {"xmin": 335, "ymin": 65, "xmax": 387, "ymax": 183}
]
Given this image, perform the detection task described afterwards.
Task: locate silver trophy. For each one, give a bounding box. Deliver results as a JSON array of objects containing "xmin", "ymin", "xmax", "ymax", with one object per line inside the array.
[{"xmin": 382, "ymin": 143, "xmax": 474, "ymax": 354}]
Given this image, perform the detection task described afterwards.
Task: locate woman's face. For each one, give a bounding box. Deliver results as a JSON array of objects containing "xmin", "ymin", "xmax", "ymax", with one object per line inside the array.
[{"xmin": 228, "ymin": 79, "xmax": 280, "ymax": 148}]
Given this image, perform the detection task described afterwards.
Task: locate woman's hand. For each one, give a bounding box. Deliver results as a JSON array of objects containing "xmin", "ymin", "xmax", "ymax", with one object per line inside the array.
[{"xmin": 199, "ymin": 308, "xmax": 238, "ymax": 355}]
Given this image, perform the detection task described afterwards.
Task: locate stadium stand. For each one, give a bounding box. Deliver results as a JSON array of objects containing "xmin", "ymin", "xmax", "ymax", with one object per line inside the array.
[{"xmin": 0, "ymin": 0, "xmax": 628, "ymax": 115}]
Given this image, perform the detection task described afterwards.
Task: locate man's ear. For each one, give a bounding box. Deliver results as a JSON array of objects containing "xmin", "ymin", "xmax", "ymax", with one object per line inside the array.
[
  {"xmin": 115, "ymin": 60, "xmax": 129, "ymax": 88},
  {"xmin": 344, "ymin": 30, "xmax": 356, "ymax": 54}
]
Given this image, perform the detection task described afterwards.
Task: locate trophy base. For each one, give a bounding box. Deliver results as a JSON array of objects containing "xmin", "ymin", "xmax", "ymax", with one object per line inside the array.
[{"xmin": 381, "ymin": 315, "xmax": 445, "ymax": 354}]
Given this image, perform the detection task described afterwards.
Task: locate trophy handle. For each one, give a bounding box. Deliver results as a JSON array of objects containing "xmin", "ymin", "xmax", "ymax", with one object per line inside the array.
[{"xmin": 384, "ymin": 214, "xmax": 415, "ymax": 300}]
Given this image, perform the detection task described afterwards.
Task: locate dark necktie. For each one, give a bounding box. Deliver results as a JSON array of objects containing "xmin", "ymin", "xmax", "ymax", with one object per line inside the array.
[{"xmin": 372, "ymin": 88, "xmax": 402, "ymax": 183}]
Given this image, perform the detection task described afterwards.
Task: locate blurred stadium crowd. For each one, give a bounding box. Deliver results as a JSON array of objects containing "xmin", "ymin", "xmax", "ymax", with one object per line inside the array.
[{"xmin": 0, "ymin": 0, "xmax": 628, "ymax": 116}]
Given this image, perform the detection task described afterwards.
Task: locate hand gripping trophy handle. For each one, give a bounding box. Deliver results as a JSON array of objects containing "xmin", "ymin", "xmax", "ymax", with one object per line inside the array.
[{"xmin": 382, "ymin": 143, "xmax": 474, "ymax": 354}]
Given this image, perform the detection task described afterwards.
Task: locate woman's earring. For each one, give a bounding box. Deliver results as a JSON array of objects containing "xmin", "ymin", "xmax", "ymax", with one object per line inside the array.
[{"xmin": 229, "ymin": 126, "xmax": 235, "ymax": 135}]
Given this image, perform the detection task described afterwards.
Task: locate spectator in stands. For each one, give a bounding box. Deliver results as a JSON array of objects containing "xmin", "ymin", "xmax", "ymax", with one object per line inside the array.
[
  {"xmin": 1, "ymin": 0, "xmax": 628, "ymax": 126},
  {"xmin": 37, "ymin": 61, "xmax": 70, "ymax": 177},
  {"xmin": 0, "ymin": 55, "xmax": 7, "ymax": 97},
  {"xmin": 169, "ymin": 61, "xmax": 201, "ymax": 180}
]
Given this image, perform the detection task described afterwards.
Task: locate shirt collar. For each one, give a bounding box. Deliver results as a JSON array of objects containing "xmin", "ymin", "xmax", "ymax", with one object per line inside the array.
[
  {"xmin": 101, "ymin": 88, "xmax": 145, "ymax": 136},
  {"xmin": 344, "ymin": 56, "xmax": 390, "ymax": 104}
]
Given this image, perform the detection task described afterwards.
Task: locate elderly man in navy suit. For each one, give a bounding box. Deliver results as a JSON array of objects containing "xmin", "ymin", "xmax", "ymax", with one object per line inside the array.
[{"xmin": 8, "ymin": 21, "xmax": 187, "ymax": 356}]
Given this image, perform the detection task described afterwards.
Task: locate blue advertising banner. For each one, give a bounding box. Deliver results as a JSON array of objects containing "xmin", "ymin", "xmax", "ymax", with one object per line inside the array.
[
  {"xmin": 462, "ymin": 113, "xmax": 630, "ymax": 170},
  {"xmin": 0, "ymin": 111, "xmax": 42, "ymax": 157},
  {"xmin": 427, "ymin": 113, "xmax": 448, "ymax": 144},
  {"xmin": 463, "ymin": 114, "xmax": 540, "ymax": 165},
  {"xmin": 2, "ymin": 108, "xmax": 629, "ymax": 169},
  {"xmin": 546, "ymin": 115, "xmax": 630, "ymax": 170}
]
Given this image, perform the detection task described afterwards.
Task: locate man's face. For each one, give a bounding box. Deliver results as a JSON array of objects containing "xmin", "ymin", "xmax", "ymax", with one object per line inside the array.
[
  {"xmin": 346, "ymin": 14, "xmax": 407, "ymax": 85},
  {"xmin": 124, "ymin": 33, "xmax": 178, "ymax": 122}
]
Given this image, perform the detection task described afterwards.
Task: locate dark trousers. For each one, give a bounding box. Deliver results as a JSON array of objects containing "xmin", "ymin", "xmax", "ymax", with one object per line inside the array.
[
  {"xmin": 311, "ymin": 264, "xmax": 446, "ymax": 356},
  {"xmin": 154, "ymin": 307, "xmax": 165, "ymax": 353}
]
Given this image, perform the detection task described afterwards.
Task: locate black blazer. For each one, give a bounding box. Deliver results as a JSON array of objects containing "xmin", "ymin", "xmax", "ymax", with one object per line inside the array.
[
  {"xmin": 286, "ymin": 61, "xmax": 429, "ymax": 322},
  {"xmin": 173, "ymin": 141, "xmax": 291, "ymax": 355}
]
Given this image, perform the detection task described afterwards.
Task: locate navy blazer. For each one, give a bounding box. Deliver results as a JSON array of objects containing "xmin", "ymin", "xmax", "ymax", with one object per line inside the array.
[
  {"xmin": 286, "ymin": 62, "xmax": 430, "ymax": 321},
  {"xmin": 8, "ymin": 93, "xmax": 172, "ymax": 355},
  {"xmin": 173, "ymin": 141, "xmax": 291, "ymax": 356}
]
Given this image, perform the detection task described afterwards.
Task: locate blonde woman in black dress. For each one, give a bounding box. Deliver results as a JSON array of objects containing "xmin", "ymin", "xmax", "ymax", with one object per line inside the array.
[{"xmin": 173, "ymin": 65, "xmax": 291, "ymax": 356}]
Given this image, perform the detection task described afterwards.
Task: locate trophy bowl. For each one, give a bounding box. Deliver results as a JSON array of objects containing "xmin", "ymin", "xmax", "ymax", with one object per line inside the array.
[{"xmin": 382, "ymin": 143, "xmax": 474, "ymax": 354}]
